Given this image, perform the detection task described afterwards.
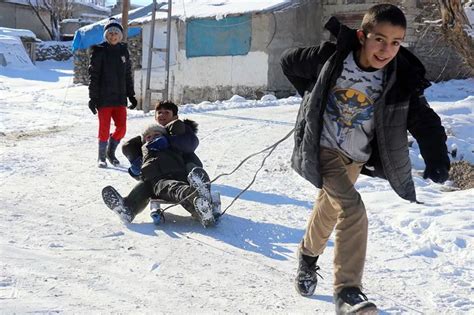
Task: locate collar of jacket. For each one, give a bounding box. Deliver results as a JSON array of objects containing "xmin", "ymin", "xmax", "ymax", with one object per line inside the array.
[{"xmin": 324, "ymin": 17, "xmax": 431, "ymax": 93}]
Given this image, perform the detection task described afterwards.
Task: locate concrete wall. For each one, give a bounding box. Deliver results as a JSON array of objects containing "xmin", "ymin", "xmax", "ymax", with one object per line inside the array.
[
  {"xmin": 268, "ymin": 0, "xmax": 324, "ymax": 97},
  {"xmin": 0, "ymin": 3, "xmax": 51, "ymax": 40},
  {"xmin": 135, "ymin": 2, "xmax": 328, "ymax": 103},
  {"xmin": 138, "ymin": 16, "xmax": 272, "ymax": 104}
]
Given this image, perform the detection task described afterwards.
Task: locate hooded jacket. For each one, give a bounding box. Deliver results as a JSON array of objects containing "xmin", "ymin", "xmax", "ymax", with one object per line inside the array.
[
  {"xmin": 280, "ymin": 17, "xmax": 449, "ymax": 202},
  {"xmin": 123, "ymin": 119, "xmax": 202, "ymax": 182}
]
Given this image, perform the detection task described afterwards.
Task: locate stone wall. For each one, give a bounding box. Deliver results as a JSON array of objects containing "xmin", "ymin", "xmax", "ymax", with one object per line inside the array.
[
  {"xmin": 73, "ymin": 35, "xmax": 142, "ymax": 85},
  {"xmin": 35, "ymin": 42, "xmax": 73, "ymax": 61}
]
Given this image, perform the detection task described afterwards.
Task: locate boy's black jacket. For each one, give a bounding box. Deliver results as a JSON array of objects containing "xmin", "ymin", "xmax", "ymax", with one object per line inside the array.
[
  {"xmin": 281, "ymin": 17, "xmax": 449, "ymax": 202},
  {"xmin": 88, "ymin": 42, "xmax": 135, "ymax": 107}
]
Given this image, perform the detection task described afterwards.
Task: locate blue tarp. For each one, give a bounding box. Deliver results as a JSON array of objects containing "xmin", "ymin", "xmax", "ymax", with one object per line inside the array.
[
  {"xmin": 71, "ymin": 4, "xmax": 153, "ymax": 52},
  {"xmin": 72, "ymin": 25, "xmax": 141, "ymax": 52},
  {"xmin": 186, "ymin": 15, "xmax": 251, "ymax": 58}
]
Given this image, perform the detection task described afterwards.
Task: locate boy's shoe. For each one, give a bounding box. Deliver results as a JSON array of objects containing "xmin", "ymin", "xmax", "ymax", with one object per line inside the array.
[
  {"xmin": 334, "ymin": 287, "xmax": 377, "ymax": 315},
  {"xmin": 98, "ymin": 141, "xmax": 108, "ymax": 168},
  {"xmin": 187, "ymin": 167, "xmax": 212, "ymax": 201},
  {"xmin": 98, "ymin": 159, "xmax": 107, "ymax": 168},
  {"xmin": 188, "ymin": 167, "xmax": 215, "ymax": 227},
  {"xmin": 295, "ymin": 252, "xmax": 320, "ymax": 296},
  {"xmin": 102, "ymin": 186, "xmax": 135, "ymax": 224},
  {"xmin": 106, "ymin": 136, "xmax": 120, "ymax": 166},
  {"xmin": 193, "ymin": 196, "xmax": 215, "ymax": 227}
]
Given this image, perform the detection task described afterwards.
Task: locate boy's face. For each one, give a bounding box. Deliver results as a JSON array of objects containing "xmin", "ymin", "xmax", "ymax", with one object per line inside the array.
[
  {"xmin": 357, "ymin": 22, "xmax": 405, "ymax": 69},
  {"xmin": 155, "ymin": 108, "xmax": 177, "ymax": 126},
  {"xmin": 106, "ymin": 31, "xmax": 122, "ymax": 45},
  {"xmin": 144, "ymin": 131, "xmax": 163, "ymax": 143}
]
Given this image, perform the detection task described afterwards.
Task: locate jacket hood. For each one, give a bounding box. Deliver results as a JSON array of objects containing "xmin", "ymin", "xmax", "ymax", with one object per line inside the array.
[
  {"xmin": 324, "ymin": 16, "xmax": 430, "ymax": 92},
  {"xmin": 184, "ymin": 119, "xmax": 198, "ymax": 134}
]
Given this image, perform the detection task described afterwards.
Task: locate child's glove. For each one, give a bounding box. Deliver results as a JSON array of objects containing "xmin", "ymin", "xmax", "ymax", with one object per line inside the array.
[
  {"xmin": 88, "ymin": 99, "xmax": 98, "ymax": 115},
  {"xmin": 146, "ymin": 136, "xmax": 169, "ymax": 151},
  {"xmin": 128, "ymin": 96, "xmax": 138, "ymax": 109},
  {"xmin": 128, "ymin": 156, "xmax": 142, "ymax": 180},
  {"xmin": 423, "ymin": 165, "xmax": 449, "ymax": 183}
]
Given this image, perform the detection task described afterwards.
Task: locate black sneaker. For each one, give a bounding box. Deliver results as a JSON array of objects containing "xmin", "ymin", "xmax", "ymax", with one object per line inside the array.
[
  {"xmin": 295, "ymin": 252, "xmax": 321, "ymax": 296},
  {"xmin": 334, "ymin": 287, "xmax": 377, "ymax": 315},
  {"xmin": 102, "ymin": 186, "xmax": 135, "ymax": 224}
]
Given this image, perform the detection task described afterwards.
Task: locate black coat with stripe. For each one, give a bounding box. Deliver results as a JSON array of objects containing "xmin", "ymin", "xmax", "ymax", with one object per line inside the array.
[
  {"xmin": 88, "ymin": 42, "xmax": 135, "ymax": 107},
  {"xmin": 280, "ymin": 17, "xmax": 449, "ymax": 202}
]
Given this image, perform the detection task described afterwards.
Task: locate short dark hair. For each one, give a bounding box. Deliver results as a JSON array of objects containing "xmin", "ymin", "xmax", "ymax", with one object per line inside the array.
[
  {"xmin": 361, "ymin": 4, "xmax": 407, "ymax": 33},
  {"xmin": 155, "ymin": 100, "xmax": 178, "ymax": 116}
]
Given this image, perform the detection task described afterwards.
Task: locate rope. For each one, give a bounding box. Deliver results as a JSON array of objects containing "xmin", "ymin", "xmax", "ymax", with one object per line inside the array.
[{"xmin": 159, "ymin": 127, "xmax": 295, "ymax": 216}]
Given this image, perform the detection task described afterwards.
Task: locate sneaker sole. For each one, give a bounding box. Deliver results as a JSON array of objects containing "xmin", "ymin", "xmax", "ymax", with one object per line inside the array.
[
  {"xmin": 188, "ymin": 167, "xmax": 211, "ymax": 201},
  {"xmin": 194, "ymin": 197, "xmax": 215, "ymax": 227},
  {"xmin": 102, "ymin": 186, "xmax": 133, "ymax": 224}
]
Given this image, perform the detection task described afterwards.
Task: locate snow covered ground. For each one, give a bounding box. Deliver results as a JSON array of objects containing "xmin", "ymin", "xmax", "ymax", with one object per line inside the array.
[{"xmin": 0, "ymin": 60, "xmax": 473, "ymax": 314}]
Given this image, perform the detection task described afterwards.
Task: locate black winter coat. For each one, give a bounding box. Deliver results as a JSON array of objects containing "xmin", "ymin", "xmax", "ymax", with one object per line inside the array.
[
  {"xmin": 122, "ymin": 119, "xmax": 203, "ymax": 181},
  {"xmin": 88, "ymin": 42, "xmax": 135, "ymax": 107},
  {"xmin": 280, "ymin": 17, "xmax": 449, "ymax": 202}
]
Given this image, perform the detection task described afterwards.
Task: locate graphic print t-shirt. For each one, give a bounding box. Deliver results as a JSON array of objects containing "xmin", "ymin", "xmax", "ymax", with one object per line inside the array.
[{"xmin": 320, "ymin": 52, "xmax": 384, "ymax": 162}]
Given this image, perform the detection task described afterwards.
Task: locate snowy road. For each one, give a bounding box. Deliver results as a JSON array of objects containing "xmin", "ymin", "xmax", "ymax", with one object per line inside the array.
[{"xmin": 1, "ymin": 62, "xmax": 473, "ymax": 313}]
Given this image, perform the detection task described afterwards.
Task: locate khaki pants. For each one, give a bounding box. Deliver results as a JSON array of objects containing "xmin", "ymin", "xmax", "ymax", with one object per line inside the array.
[{"xmin": 300, "ymin": 147, "xmax": 368, "ymax": 293}]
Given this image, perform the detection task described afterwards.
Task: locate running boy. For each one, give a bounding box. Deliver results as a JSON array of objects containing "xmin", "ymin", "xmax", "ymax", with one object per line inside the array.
[{"xmin": 280, "ymin": 4, "xmax": 450, "ymax": 314}]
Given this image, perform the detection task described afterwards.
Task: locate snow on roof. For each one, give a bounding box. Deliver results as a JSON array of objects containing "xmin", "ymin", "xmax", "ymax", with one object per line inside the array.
[
  {"xmin": 131, "ymin": 0, "xmax": 293, "ymax": 24},
  {"xmin": 4, "ymin": 0, "xmax": 110, "ymax": 12},
  {"xmin": 72, "ymin": 0, "xmax": 292, "ymax": 51},
  {"xmin": 0, "ymin": 27, "xmax": 38, "ymax": 41}
]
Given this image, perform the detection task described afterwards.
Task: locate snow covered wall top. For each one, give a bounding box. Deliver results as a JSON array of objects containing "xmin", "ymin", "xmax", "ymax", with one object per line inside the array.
[{"xmin": 72, "ymin": 0, "xmax": 291, "ymax": 52}]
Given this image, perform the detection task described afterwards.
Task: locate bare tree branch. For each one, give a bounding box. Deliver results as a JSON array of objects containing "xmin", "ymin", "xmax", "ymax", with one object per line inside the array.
[
  {"xmin": 28, "ymin": 0, "xmax": 74, "ymax": 40},
  {"xmin": 28, "ymin": 0, "xmax": 54, "ymax": 40},
  {"xmin": 438, "ymin": 0, "xmax": 474, "ymax": 70}
]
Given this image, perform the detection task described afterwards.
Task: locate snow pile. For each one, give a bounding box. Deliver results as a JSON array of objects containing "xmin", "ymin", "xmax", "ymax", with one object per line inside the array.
[{"xmin": 0, "ymin": 35, "xmax": 34, "ymax": 70}]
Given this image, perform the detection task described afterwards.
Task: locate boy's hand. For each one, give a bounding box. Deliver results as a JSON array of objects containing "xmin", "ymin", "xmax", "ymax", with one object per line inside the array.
[
  {"xmin": 88, "ymin": 99, "xmax": 98, "ymax": 115},
  {"xmin": 128, "ymin": 96, "xmax": 138, "ymax": 109},
  {"xmin": 146, "ymin": 136, "xmax": 169, "ymax": 151},
  {"xmin": 423, "ymin": 165, "xmax": 449, "ymax": 183}
]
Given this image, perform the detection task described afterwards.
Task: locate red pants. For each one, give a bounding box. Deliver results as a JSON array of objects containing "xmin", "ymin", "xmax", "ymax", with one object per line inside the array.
[{"xmin": 97, "ymin": 106, "xmax": 127, "ymax": 142}]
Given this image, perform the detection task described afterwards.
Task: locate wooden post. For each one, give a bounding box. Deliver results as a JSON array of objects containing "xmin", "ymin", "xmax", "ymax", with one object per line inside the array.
[{"xmin": 122, "ymin": 0, "xmax": 129, "ymax": 42}]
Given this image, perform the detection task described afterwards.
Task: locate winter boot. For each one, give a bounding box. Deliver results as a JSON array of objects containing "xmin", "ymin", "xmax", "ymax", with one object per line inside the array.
[
  {"xmin": 101, "ymin": 186, "xmax": 135, "ymax": 224},
  {"xmin": 295, "ymin": 252, "xmax": 321, "ymax": 296},
  {"xmin": 187, "ymin": 167, "xmax": 215, "ymax": 227},
  {"xmin": 193, "ymin": 196, "xmax": 215, "ymax": 227},
  {"xmin": 98, "ymin": 141, "xmax": 108, "ymax": 168},
  {"xmin": 334, "ymin": 287, "xmax": 377, "ymax": 315},
  {"xmin": 106, "ymin": 136, "xmax": 120, "ymax": 166}
]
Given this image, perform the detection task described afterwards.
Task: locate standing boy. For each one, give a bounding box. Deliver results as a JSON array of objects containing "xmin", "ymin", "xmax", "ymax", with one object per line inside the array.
[
  {"xmin": 280, "ymin": 4, "xmax": 450, "ymax": 314},
  {"xmin": 88, "ymin": 18, "xmax": 138, "ymax": 168}
]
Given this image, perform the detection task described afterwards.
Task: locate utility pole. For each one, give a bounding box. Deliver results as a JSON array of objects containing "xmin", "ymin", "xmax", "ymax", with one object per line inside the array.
[{"xmin": 122, "ymin": 0, "xmax": 129, "ymax": 41}]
